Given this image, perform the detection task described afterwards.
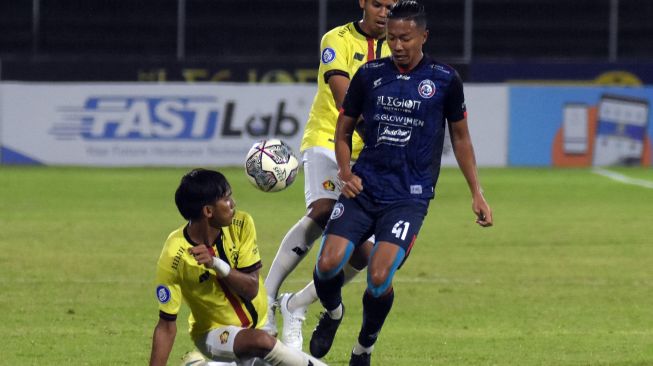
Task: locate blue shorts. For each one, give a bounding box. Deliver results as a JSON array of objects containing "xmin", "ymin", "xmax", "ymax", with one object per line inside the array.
[{"xmin": 325, "ymin": 191, "xmax": 429, "ymax": 252}]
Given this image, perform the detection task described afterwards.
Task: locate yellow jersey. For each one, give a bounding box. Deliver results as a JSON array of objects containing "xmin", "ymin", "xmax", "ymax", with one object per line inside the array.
[
  {"xmin": 154, "ymin": 210, "xmax": 267, "ymax": 341},
  {"xmin": 300, "ymin": 22, "xmax": 391, "ymax": 158}
]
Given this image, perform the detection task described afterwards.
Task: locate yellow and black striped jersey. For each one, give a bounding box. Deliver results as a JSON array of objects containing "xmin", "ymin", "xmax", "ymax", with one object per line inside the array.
[
  {"xmin": 154, "ymin": 210, "xmax": 267, "ymax": 341},
  {"xmin": 301, "ymin": 22, "xmax": 391, "ymax": 158}
]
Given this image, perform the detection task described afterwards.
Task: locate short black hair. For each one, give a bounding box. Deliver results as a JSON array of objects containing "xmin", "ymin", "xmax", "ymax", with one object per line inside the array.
[
  {"xmin": 388, "ymin": 0, "xmax": 427, "ymax": 29},
  {"xmin": 175, "ymin": 168, "xmax": 230, "ymax": 220}
]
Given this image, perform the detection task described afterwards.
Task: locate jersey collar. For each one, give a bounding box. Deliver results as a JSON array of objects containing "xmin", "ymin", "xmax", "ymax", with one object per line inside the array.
[
  {"xmin": 183, "ymin": 224, "xmax": 223, "ymax": 247},
  {"xmin": 393, "ymin": 54, "xmax": 429, "ymax": 74},
  {"xmin": 353, "ymin": 21, "xmax": 386, "ymax": 41}
]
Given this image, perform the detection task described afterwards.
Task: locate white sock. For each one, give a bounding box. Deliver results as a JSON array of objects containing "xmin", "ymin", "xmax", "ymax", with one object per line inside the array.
[
  {"xmin": 264, "ymin": 216, "xmax": 323, "ymax": 299},
  {"xmin": 327, "ymin": 303, "xmax": 343, "ymax": 320},
  {"xmin": 287, "ymin": 281, "xmax": 317, "ymax": 312},
  {"xmin": 264, "ymin": 340, "xmax": 327, "ymax": 366},
  {"xmin": 352, "ymin": 342, "xmax": 374, "ymax": 355}
]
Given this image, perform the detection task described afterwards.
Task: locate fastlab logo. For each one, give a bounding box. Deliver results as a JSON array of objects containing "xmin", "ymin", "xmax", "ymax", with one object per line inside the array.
[
  {"xmin": 50, "ymin": 96, "xmax": 300, "ymax": 140},
  {"xmin": 51, "ymin": 96, "xmax": 220, "ymax": 140}
]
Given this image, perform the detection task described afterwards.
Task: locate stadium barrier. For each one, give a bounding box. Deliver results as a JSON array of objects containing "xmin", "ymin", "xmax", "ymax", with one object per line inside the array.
[{"xmin": 0, "ymin": 83, "xmax": 651, "ymax": 167}]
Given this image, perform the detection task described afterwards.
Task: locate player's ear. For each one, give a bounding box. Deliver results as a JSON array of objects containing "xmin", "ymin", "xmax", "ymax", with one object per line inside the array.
[
  {"xmin": 202, "ymin": 205, "xmax": 213, "ymax": 218},
  {"xmin": 422, "ymin": 29, "xmax": 429, "ymax": 45},
  {"xmin": 359, "ymin": 0, "xmax": 366, "ymax": 10}
]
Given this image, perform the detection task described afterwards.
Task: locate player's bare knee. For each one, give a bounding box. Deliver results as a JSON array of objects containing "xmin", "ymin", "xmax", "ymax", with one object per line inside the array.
[
  {"xmin": 367, "ymin": 268, "xmax": 393, "ymax": 297},
  {"xmin": 234, "ymin": 330, "xmax": 276, "ymax": 359},
  {"xmin": 257, "ymin": 333, "xmax": 277, "ymax": 353},
  {"xmin": 307, "ymin": 199, "xmax": 335, "ymax": 228},
  {"xmin": 368, "ymin": 268, "xmax": 390, "ymax": 288},
  {"xmin": 316, "ymin": 255, "xmax": 339, "ymax": 277}
]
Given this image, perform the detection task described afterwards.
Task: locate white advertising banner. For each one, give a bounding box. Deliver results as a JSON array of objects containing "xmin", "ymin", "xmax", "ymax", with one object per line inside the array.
[
  {"xmin": 0, "ymin": 83, "xmax": 508, "ymax": 167},
  {"xmin": 441, "ymin": 84, "xmax": 508, "ymax": 167},
  {"xmin": 0, "ymin": 83, "xmax": 313, "ymax": 166}
]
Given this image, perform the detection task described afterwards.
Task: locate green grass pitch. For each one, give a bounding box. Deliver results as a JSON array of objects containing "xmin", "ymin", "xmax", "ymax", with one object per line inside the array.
[{"xmin": 1, "ymin": 166, "xmax": 652, "ymax": 365}]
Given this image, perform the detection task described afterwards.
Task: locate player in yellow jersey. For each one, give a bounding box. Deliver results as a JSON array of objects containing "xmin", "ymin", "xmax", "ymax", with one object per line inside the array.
[
  {"xmin": 149, "ymin": 169, "xmax": 327, "ymax": 366},
  {"xmin": 263, "ymin": 0, "xmax": 397, "ymax": 352}
]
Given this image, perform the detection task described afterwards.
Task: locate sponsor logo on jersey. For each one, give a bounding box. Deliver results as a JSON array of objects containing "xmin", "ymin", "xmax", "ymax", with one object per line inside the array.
[
  {"xmin": 322, "ymin": 180, "xmax": 336, "ymax": 191},
  {"xmin": 220, "ymin": 331, "xmax": 230, "ymax": 344},
  {"xmin": 418, "ymin": 79, "xmax": 437, "ymax": 99},
  {"xmin": 367, "ymin": 61, "xmax": 384, "ymax": 68},
  {"xmin": 377, "ymin": 96, "xmax": 422, "ymax": 112},
  {"xmin": 373, "ymin": 113, "xmax": 425, "ymax": 127},
  {"xmin": 373, "ymin": 77, "xmax": 383, "ymax": 88},
  {"xmin": 321, "ymin": 47, "xmax": 336, "ymax": 64},
  {"xmin": 376, "ymin": 122, "xmax": 412, "ymax": 146},
  {"xmin": 330, "ymin": 202, "xmax": 345, "ymax": 220},
  {"xmin": 354, "ymin": 52, "xmax": 365, "ymax": 61},
  {"xmin": 432, "ymin": 64, "xmax": 451, "ymax": 74},
  {"xmin": 156, "ymin": 285, "xmax": 171, "ymax": 304},
  {"xmin": 396, "ymin": 74, "xmax": 411, "ymax": 80}
]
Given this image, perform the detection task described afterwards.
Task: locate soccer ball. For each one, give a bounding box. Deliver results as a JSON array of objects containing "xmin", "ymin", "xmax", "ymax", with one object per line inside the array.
[{"xmin": 245, "ymin": 139, "xmax": 299, "ymax": 192}]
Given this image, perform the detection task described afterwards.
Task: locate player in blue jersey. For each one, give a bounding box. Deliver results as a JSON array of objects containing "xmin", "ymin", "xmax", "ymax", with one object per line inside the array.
[{"xmin": 308, "ymin": 1, "xmax": 493, "ymax": 365}]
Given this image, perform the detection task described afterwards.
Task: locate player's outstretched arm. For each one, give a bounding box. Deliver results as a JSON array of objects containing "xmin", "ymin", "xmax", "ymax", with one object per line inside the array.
[
  {"xmin": 449, "ymin": 119, "xmax": 493, "ymax": 227},
  {"xmin": 335, "ymin": 113, "xmax": 363, "ymax": 197},
  {"xmin": 149, "ymin": 318, "xmax": 176, "ymax": 366}
]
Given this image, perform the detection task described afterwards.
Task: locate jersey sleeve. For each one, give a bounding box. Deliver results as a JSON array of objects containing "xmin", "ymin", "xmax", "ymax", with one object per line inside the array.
[
  {"xmin": 235, "ymin": 213, "xmax": 262, "ymax": 271},
  {"xmin": 342, "ymin": 67, "xmax": 366, "ymax": 118},
  {"xmin": 443, "ymin": 71, "xmax": 467, "ymax": 123},
  {"xmin": 320, "ymin": 30, "xmax": 351, "ymax": 83},
  {"xmin": 154, "ymin": 245, "xmax": 183, "ymax": 319}
]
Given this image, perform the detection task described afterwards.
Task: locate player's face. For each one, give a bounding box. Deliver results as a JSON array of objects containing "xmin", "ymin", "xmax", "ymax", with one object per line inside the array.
[
  {"xmin": 360, "ymin": 0, "xmax": 396, "ymax": 38},
  {"xmin": 386, "ymin": 19, "xmax": 428, "ymax": 69},
  {"xmin": 207, "ymin": 190, "xmax": 236, "ymax": 228}
]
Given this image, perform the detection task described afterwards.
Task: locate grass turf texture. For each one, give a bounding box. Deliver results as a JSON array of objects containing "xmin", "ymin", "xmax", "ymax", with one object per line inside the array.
[{"xmin": 0, "ymin": 166, "xmax": 652, "ymax": 365}]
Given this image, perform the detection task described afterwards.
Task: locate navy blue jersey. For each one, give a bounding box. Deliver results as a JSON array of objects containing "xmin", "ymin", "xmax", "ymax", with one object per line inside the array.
[{"xmin": 342, "ymin": 56, "xmax": 467, "ymax": 202}]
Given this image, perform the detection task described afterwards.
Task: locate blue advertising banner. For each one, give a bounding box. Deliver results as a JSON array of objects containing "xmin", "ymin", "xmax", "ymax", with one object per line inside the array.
[{"xmin": 509, "ymin": 86, "xmax": 653, "ymax": 167}]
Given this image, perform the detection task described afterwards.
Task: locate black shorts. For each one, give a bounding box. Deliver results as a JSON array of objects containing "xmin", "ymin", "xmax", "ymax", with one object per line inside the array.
[{"xmin": 325, "ymin": 191, "xmax": 429, "ymax": 252}]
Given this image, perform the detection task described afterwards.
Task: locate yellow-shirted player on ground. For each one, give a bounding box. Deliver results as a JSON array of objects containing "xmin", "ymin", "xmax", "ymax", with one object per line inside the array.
[
  {"xmin": 149, "ymin": 169, "xmax": 327, "ymax": 366},
  {"xmin": 263, "ymin": 0, "xmax": 397, "ymax": 352}
]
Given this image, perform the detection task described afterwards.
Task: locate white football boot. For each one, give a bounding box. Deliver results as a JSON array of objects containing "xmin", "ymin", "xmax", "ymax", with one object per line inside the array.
[
  {"xmin": 279, "ymin": 293, "xmax": 307, "ymax": 351},
  {"xmin": 261, "ymin": 297, "xmax": 279, "ymax": 337}
]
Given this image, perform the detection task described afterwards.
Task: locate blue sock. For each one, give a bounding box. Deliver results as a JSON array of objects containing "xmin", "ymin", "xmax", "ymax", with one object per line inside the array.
[
  {"xmin": 313, "ymin": 267, "xmax": 345, "ymax": 312},
  {"xmin": 358, "ymin": 289, "xmax": 394, "ymax": 347}
]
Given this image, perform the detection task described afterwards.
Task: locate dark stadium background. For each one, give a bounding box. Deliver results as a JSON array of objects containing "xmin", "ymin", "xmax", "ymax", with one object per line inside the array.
[{"xmin": 1, "ymin": 0, "xmax": 653, "ymax": 83}]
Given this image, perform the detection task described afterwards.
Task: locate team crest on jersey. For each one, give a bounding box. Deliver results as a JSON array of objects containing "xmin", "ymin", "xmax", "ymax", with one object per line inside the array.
[
  {"xmin": 418, "ymin": 79, "xmax": 436, "ymax": 99},
  {"xmin": 219, "ymin": 331, "xmax": 230, "ymax": 344},
  {"xmin": 330, "ymin": 202, "xmax": 344, "ymax": 220},
  {"xmin": 156, "ymin": 285, "xmax": 171, "ymax": 304},
  {"xmin": 321, "ymin": 47, "xmax": 336, "ymax": 64},
  {"xmin": 322, "ymin": 180, "xmax": 335, "ymax": 191}
]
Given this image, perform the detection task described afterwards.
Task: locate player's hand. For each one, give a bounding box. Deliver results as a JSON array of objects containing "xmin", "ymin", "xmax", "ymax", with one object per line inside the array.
[
  {"xmin": 472, "ymin": 193, "xmax": 493, "ymax": 227},
  {"xmin": 188, "ymin": 245, "xmax": 214, "ymax": 267},
  {"xmin": 338, "ymin": 169, "xmax": 363, "ymax": 198}
]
